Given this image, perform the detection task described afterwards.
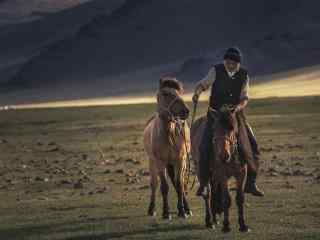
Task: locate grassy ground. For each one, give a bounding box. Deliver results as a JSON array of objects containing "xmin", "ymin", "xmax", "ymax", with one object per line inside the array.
[{"xmin": 0, "ymin": 96, "xmax": 320, "ymax": 240}]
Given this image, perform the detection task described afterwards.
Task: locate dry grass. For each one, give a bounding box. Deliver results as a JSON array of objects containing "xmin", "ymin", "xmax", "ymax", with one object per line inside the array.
[{"xmin": 0, "ymin": 96, "xmax": 319, "ymax": 239}]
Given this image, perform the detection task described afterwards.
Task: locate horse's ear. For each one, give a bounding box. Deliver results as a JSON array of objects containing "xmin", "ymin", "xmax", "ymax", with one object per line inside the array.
[
  {"xmin": 208, "ymin": 108, "xmax": 219, "ymax": 119},
  {"xmin": 159, "ymin": 78, "xmax": 164, "ymax": 88}
]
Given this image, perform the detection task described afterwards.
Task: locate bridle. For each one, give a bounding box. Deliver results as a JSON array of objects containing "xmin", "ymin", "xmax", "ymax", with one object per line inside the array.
[
  {"xmin": 157, "ymin": 88, "xmax": 192, "ymax": 188},
  {"xmin": 209, "ymin": 106, "xmax": 239, "ymax": 157},
  {"xmin": 157, "ymin": 89, "xmax": 182, "ymax": 121},
  {"xmin": 212, "ymin": 134, "xmax": 238, "ymax": 157}
]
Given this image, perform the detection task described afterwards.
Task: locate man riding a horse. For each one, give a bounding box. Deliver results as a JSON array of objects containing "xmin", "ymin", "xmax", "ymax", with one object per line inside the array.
[{"xmin": 192, "ymin": 47, "xmax": 264, "ymax": 197}]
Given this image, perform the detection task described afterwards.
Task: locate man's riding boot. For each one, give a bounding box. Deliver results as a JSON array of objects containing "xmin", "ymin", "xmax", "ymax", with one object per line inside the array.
[{"xmin": 245, "ymin": 171, "xmax": 264, "ymax": 197}]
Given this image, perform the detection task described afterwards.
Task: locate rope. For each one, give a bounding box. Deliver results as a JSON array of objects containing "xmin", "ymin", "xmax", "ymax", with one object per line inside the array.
[{"xmin": 188, "ymin": 101, "xmax": 198, "ymax": 190}]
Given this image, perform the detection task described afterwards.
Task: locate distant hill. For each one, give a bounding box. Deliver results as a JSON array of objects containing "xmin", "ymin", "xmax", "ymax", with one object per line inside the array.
[
  {"xmin": 1, "ymin": 0, "xmax": 320, "ymax": 105},
  {"xmin": 0, "ymin": 0, "xmax": 93, "ymax": 26},
  {"xmin": 0, "ymin": 0, "xmax": 123, "ymax": 90}
]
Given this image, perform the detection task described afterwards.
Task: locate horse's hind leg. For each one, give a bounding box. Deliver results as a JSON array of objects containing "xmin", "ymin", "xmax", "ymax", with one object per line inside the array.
[
  {"xmin": 167, "ymin": 164, "xmax": 192, "ymax": 217},
  {"xmin": 148, "ymin": 170, "xmax": 158, "ymax": 217},
  {"xmin": 159, "ymin": 170, "xmax": 171, "ymax": 220}
]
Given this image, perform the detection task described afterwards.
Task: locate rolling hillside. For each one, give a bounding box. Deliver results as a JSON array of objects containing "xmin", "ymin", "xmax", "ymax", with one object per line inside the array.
[{"xmin": 1, "ymin": 0, "xmax": 320, "ymax": 105}]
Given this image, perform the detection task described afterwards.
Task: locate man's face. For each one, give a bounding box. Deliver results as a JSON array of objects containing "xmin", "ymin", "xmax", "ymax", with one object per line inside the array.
[{"xmin": 224, "ymin": 59, "xmax": 240, "ymax": 73}]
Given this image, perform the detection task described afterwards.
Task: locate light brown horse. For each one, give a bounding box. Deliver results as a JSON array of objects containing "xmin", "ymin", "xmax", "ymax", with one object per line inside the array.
[
  {"xmin": 143, "ymin": 78, "xmax": 192, "ymax": 220},
  {"xmin": 191, "ymin": 105, "xmax": 250, "ymax": 232}
]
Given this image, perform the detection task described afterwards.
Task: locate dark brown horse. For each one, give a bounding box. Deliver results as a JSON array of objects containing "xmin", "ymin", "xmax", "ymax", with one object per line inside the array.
[{"xmin": 191, "ymin": 105, "xmax": 250, "ymax": 233}]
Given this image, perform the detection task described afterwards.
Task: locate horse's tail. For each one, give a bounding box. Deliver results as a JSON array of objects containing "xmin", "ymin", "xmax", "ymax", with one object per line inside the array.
[{"xmin": 212, "ymin": 183, "xmax": 224, "ymax": 215}]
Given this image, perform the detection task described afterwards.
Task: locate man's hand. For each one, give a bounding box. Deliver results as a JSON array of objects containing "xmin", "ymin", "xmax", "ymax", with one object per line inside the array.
[
  {"xmin": 235, "ymin": 104, "xmax": 242, "ymax": 112},
  {"xmin": 192, "ymin": 93, "xmax": 199, "ymax": 105},
  {"xmin": 235, "ymin": 99, "xmax": 248, "ymax": 112}
]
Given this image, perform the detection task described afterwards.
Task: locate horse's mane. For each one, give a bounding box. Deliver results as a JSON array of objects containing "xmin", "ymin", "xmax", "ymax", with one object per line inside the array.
[{"xmin": 159, "ymin": 77, "xmax": 183, "ymax": 93}]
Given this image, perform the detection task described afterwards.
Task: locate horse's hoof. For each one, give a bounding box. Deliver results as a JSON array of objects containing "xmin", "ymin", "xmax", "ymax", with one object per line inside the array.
[
  {"xmin": 206, "ymin": 223, "xmax": 216, "ymax": 230},
  {"xmin": 186, "ymin": 210, "xmax": 193, "ymax": 217},
  {"xmin": 162, "ymin": 213, "xmax": 172, "ymax": 221},
  {"xmin": 213, "ymin": 220, "xmax": 220, "ymax": 225},
  {"xmin": 239, "ymin": 225, "xmax": 251, "ymax": 233},
  {"xmin": 222, "ymin": 226, "xmax": 231, "ymax": 233},
  {"xmin": 148, "ymin": 211, "xmax": 157, "ymax": 217},
  {"xmin": 178, "ymin": 212, "xmax": 188, "ymax": 219}
]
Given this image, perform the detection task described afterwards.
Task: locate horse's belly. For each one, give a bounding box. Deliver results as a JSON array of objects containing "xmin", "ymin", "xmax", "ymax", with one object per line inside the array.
[{"xmin": 225, "ymin": 163, "xmax": 247, "ymax": 178}]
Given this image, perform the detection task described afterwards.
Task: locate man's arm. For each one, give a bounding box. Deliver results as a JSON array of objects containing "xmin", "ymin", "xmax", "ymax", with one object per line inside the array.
[
  {"xmin": 193, "ymin": 67, "xmax": 216, "ymax": 103},
  {"xmin": 236, "ymin": 74, "xmax": 250, "ymax": 111}
]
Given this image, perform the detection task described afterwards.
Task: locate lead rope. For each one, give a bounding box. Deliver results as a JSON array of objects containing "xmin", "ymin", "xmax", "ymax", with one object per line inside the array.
[
  {"xmin": 189, "ymin": 101, "xmax": 198, "ymax": 190},
  {"xmin": 174, "ymin": 120, "xmax": 192, "ymax": 193}
]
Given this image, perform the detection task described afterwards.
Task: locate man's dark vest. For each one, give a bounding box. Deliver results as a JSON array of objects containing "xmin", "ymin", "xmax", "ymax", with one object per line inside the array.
[{"xmin": 209, "ymin": 64, "xmax": 248, "ymax": 109}]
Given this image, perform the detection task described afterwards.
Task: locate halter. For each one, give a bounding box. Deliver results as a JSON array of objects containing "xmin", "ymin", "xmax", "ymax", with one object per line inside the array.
[
  {"xmin": 209, "ymin": 106, "xmax": 238, "ymax": 156},
  {"xmin": 157, "ymin": 88, "xmax": 192, "ymax": 187},
  {"xmin": 212, "ymin": 134, "xmax": 238, "ymax": 156},
  {"xmin": 157, "ymin": 88, "xmax": 182, "ymax": 121}
]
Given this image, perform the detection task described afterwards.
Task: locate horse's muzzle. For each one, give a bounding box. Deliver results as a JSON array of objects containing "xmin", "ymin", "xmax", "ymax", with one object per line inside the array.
[{"xmin": 220, "ymin": 151, "xmax": 231, "ymax": 164}]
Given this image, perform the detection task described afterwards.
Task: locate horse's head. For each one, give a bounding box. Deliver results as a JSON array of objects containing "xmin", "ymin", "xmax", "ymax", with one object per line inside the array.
[
  {"xmin": 157, "ymin": 78, "xmax": 189, "ymax": 120},
  {"xmin": 209, "ymin": 105, "xmax": 238, "ymax": 164}
]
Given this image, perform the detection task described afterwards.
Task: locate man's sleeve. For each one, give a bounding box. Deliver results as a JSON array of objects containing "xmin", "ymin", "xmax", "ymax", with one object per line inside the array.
[
  {"xmin": 240, "ymin": 73, "xmax": 249, "ymax": 101},
  {"xmin": 194, "ymin": 67, "xmax": 216, "ymax": 95}
]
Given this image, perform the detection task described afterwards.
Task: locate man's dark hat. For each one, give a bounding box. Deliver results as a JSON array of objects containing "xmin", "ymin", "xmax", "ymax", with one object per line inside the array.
[{"xmin": 224, "ymin": 47, "xmax": 242, "ymax": 63}]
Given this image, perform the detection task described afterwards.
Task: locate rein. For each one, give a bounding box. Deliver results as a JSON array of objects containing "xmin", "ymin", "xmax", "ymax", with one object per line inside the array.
[
  {"xmin": 209, "ymin": 106, "xmax": 238, "ymax": 157},
  {"xmin": 174, "ymin": 119, "xmax": 192, "ymax": 190},
  {"xmin": 189, "ymin": 101, "xmax": 198, "ymax": 190}
]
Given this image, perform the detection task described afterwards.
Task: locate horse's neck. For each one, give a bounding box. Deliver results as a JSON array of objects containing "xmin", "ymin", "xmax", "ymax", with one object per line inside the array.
[
  {"xmin": 158, "ymin": 116, "xmax": 171, "ymax": 140},
  {"xmin": 158, "ymin": 117, "xmax": 181, "ymax": 143}
]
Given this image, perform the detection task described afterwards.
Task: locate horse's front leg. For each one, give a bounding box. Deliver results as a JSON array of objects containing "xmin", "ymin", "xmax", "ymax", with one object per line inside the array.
[
  {"xmin": 148, "ymin": 171, "xmax": 158, "ymax": 217},
  {"xmin": 182, "ymin": 194, "xmax": 192, "ymax": 217},
  {"xmin": 236, "ymin": 167, "xmax": 250, "ymax": 232},
  {"xmin": 203, "ymin": 184, "xmax": 215, "ymax": 229},
  {"xmin": 167, "ymin": 164, "xmax": 192, "ymax": 217},
  {"xmin": 210, "ymin": 180, "xmax": 220, "ymax": 227},
  {"xmin": 236, "ymin": 189, "xmax": 250, "ymax": 232},
  {"xmin": 159, "ymin": 170, "xmax": 171, "ymax": 220},
  {"xmin": 221, "ymin": 181, "xmax": 231, "ymax": 233},
  {"xmin": 176, "ymin": 170, "xmax": 187, "ymax": 218}
]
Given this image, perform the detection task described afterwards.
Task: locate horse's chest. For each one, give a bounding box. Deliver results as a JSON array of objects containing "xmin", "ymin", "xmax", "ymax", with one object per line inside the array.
[
  {"xmin": 213, "ymin": 161, "xmax": 246, "ymax": 179},
  {"xmin": 154, "ymin": 141, "xmax": 183, "ymax": 163},
  {"xmin": 226, "ymin": 162, "xmax": 247, "ymax": 178}
]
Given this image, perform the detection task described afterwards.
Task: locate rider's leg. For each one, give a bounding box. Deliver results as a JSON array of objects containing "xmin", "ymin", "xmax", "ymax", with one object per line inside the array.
[
  {"xmin": 245, "ymin": 121, "xmax": 260, "ymax": 159},
  {"xmin": 196, "ymin": 118, "xmax": 213, "ymax": 197},
  {"xmin": 244, "ymin": 122, "xmax": 264, "ymax": 197},
  {"xmin": 245, "ymin": 168, "xmax": 264, "ymax": 197}
]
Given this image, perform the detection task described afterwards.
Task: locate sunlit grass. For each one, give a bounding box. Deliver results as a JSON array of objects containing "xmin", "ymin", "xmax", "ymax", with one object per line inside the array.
[{"xmin": 6, "ymin": 65, "xmax": 320, "ymax": 110}]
